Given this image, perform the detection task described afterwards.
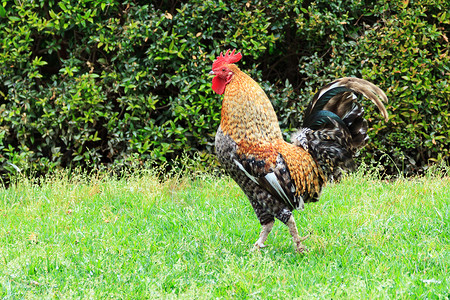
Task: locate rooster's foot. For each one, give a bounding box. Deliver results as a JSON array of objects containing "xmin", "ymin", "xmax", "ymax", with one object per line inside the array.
[
  {"xmin": 287, "ymin": 215, "xmax": 311, "ymax": 254},
  {"xmin": 295, "ymin": 242, "xmax": 309, "ymax": 254},
  {"xmin": 253, "ymin": 241, "xmax": 268, "ymax": 250},
  {"xmin": 253, "ymin": 221, "xmax": 274, "ymax": 251}
]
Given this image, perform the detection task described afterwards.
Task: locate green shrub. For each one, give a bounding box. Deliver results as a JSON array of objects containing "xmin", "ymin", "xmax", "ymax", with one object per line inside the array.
[
  {"xmin": 349, "ymin": 3, "xmax": 450, "ymax": 175},
  {"xmin": 0, "ymin": 0, "xmax": 448, "ymax": 180}
]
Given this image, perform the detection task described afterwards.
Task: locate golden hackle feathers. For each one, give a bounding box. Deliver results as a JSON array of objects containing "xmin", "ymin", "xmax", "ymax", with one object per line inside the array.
[{"xmin": 220, "ymin": 64, "xmax": 282, "ymax": 142}]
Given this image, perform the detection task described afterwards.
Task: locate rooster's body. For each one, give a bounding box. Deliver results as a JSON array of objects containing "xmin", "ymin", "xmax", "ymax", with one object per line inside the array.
[{"xmin": 211, "ymin": 50, "xmax": 388, "ymax": 253}]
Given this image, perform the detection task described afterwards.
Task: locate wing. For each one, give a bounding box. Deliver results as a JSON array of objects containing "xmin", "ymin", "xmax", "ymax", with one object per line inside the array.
[{"xmin": 235, "ymin": 139, "xmax": 325, "ymax": 210}]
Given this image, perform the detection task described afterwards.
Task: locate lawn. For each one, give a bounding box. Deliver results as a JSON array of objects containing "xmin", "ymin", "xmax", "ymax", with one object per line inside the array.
[{"xmin": 0, "ymin": 169, "xmax": 449, "ymax": 299}]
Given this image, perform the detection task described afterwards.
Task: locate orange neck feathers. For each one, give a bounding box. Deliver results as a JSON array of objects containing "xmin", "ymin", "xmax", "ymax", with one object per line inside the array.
[{"xmin": 220, "ymin": 65, "xmax": 283, "ymax": 143}]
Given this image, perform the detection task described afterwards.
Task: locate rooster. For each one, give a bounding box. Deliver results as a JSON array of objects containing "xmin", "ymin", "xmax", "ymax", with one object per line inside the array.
[{"xmin": 210, "ymin": 50, "xmax": 388, "ymax": 253}]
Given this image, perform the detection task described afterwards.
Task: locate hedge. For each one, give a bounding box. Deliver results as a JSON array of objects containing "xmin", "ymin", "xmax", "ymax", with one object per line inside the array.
[{"xmin": 0, "ymin": 0, "xmax": 449, "ymax": 180}]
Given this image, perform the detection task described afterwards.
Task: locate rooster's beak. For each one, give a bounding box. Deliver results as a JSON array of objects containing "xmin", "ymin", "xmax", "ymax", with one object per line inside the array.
[{"xmin": 209, "ymin": 70, "xmax": 215, "ymax": 75}]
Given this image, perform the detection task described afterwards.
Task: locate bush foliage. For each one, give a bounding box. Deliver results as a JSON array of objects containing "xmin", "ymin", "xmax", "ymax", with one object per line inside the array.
[{"xmin": 0, "ymin": 0, "xmax": 449, "ymax": 179}]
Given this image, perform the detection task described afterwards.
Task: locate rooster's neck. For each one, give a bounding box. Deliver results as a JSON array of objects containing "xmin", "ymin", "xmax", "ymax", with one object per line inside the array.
[{"xmin": 220, "ymin": 70, "xmax": 283, "ymax": 143}]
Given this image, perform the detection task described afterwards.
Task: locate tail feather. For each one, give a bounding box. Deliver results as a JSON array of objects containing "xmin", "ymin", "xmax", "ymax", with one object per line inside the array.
[
  {"xmin": 324, "ymin": 92, "xmax": 355, "ymax": 119},
  {"xmin": 294, "ymin": 77, "xmax": 388, "ymax": 181},
  {"xmin": 304, "ymin": 77, "xmax": 389, "ymax": 124}
]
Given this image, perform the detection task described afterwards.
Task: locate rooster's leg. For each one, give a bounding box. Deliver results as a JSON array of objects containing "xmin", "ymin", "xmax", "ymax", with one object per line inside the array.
[
  {"xmin": 254, "ymin": 220, "xmax": 274, "ymax": 249},
  {"xmin": 287, "ymin": 215, "xmax": 310, "ymax": 253}
]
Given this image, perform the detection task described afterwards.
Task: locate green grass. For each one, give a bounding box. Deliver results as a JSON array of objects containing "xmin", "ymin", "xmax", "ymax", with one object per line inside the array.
[{"xmin": 0, "ymin": 169, "xmax": 449, "ymax": 299}]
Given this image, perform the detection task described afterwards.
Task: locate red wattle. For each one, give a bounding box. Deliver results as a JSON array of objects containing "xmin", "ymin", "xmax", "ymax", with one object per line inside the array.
[{"xmin": 212, "ymin": 76, "xmax": 226, "ymax": 95}]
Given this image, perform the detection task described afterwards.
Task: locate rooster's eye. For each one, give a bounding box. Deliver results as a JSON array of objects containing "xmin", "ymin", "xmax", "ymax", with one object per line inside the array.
[{"xmin": 222, "ymin": 68, "xmax": 225, "ymax": 72}]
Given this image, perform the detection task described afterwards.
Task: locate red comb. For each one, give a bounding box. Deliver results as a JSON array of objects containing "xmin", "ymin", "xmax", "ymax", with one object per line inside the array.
[{"xmin": 212, "ymin": 49, "xmax": 242, "ymax": 69}]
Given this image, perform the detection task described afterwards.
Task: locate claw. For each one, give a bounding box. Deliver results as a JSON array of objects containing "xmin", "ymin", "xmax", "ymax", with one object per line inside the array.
[
  {"xmin": 296, "ymin": 243, "xmax": 309, "ymax": 254},
  {"xmin": 254, "ymin": 241, "xmax": 268, "ymax": 249}
]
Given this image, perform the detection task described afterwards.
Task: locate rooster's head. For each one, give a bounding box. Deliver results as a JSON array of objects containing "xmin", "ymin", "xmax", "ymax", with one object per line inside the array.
[{"xmin": 210, "ymin": 49, "xmax": 242, "ymax": 95}]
